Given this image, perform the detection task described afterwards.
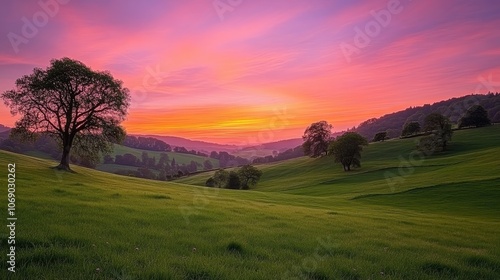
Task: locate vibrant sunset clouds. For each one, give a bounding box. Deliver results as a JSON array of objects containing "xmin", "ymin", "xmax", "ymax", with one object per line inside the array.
[{"xmin": 1, "ymin": 0, "xmax": 499, "ymax": 143}]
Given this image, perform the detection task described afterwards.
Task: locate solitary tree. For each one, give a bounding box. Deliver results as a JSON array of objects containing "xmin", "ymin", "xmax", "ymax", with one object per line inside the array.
[
  {"xmin": 401, "ymin": 121, "xmax": 421, "ymax": 137},
  {"xmin": 237, "ymin": 165, "xmax": 262, "ymax": 189},
  {"xmin": 302, "ymin": 121, "xmax": 332, "ymax": 157},
  {"xmin": 458, "ymin": 105, "xmax": 491, "ymax": 128},
  {"xmin": 1, "ymin": 58, "xmax": 130, "ymax": 171},
  {"xmin": 423, "ymin": 113, "xmax": 452, "ymax": 150},
  {"xmin": 328, "ymin": 132, "xmax": 368, "ymax": 171}
]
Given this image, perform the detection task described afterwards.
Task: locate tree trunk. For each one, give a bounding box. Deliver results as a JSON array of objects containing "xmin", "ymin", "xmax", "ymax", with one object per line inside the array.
[{"xmin": 57, "ymin": 144, "xmax": 72, "ymax": 171}]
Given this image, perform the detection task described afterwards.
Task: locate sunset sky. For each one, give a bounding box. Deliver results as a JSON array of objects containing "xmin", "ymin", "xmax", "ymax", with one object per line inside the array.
[{"xmin": 1, "ymin": 0, "xmax": 499, "ymax": 144}]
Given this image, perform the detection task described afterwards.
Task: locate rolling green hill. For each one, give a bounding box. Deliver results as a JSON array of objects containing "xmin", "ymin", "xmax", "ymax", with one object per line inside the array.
[
  {"xmin": 0, "ymin": 125, "xmax": 499, "ymax": 279},
  {"xmin": 177, "ymin": 125, "xmax": 500, "ymax": 197}
]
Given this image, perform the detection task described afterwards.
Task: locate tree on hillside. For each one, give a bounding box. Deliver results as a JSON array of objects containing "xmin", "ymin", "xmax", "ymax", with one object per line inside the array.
[
  {"xmin": 302, "ymin": 121, "xmax": 332, "ymax": 158},
  {"xmin": 225, "ymin": 171, "xmax": 241, "ymax": 189},
  {"xmin": 401, "ymin": 121, "xmax": 421, "ymax": 137},
  {"xmin": 237, "ymin": 165, "xmax": 262, "ymax": 189},
  {"xmin": 422, "ymin": 113, "xmax": 453, "ymax": 150},
  {"xmin": 372, "ymin": 131, "xmax": 388, "ymax": 142},
  {"xmin": 328, "ymin": 132, "xmax": 368, "ymax": 171},
  {"xmin": 1, "ymin": 58, "xmax": 130, "ymax": 171},
  {"xmin": 458, "ymin": 105, "xmax": 491, "ymax": 128},
  {"xmin": 213, "ymin": 169, "xmax": 229, "ymax": 188}
]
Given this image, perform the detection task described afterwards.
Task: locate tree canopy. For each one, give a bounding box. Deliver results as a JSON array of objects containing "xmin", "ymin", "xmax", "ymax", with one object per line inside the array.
[
  {"xmin": 418, "ymin": 113, "xmax": 453, "ymax": 153},
  {"xmin": 1, "ymin": 58, "xmax": 130, "ymax": 171},
  {"xmin": 372, "ymin": 131, "xmax": 388, "ymax": 142},
  {"xmin": 458, "ymin": 105, "xmax": 491, "ymax": 128},
  {"xmin": 207, "ymin": 165, "xmax": 262, "ymax": 190},
  {"xmin": 237, "ymin": 165, "xmax": 263, "ymax": 189},
  {"xmin": 302, "ymin": 121, "xmax": 332, "ymax": 158},
  {"xmin": 213, "ymin": 169, "xmax": 229, "ymax": 188},
  {"xmin": 328, "ymin": 132, "xmax": 368, "ymax": 171},
  {"xmin": 401, "ymin": 121, "xmax": 421, "ymax": 137},
  {"xmin": 226, "ymin": 171, "xmax": 241, "ymax": 189}
]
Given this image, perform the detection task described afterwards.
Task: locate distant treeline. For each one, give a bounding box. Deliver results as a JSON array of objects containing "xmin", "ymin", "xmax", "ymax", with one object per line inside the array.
[
  {"xmin": 252, "ymin": 146, "xmax": 304, "ymax": 164},
  {"xmin": 355, "ymin": 93, "xmax": 500, "ymax": 140},
  {"xmin": 122, "ymin": 135, "xmax": 250, "ymax": 167},
  {"xmin": 109, "ymin": 151, "xmax": 212, "ymax": 180},
  {"xmin": 123, "ymin": 136, "xmax": 172, "ymax": 152}
]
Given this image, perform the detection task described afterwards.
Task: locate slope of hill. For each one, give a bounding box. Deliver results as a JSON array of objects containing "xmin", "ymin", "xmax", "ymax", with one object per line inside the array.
[
  {"xmin": 0, "ymin": 124, "xmax": 10, "ymax": 133},
  {"xmin": 355, "ymin": 93, "xmax": 500, "ymax": 140},
  {"xmin": 177, "ymin": 125, "xmax": 500, "ymax": 198},
  {"xmin": 1, "ymin": 125, "xmax": 499, "ymax": 279},
  {"xmin": 134, "ymin": 134, "xmax": 238, "ymax": 152}
]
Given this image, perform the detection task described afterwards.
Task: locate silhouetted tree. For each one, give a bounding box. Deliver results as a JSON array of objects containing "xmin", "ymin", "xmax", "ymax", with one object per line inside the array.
[
  {"xmin": 372, "ymin": 131, "xmax": 388, "ymax": 142},
  {"xmin": 328, "ymin": 132, "xmax": 368, "ymax": 171},
  {"xmin": 213, "ymin": 169, "xmax": 229, "ymax": 188},
  {"xmin": 423, "ymin": 113, "xmax": 452, "ymax": 150},
  {"xmin": 458, "ymin": 105, "xmax": 491, "ymax": 128},
  {"xmin": 1, "ymin": 58, "xmax": 129, "ymax": 171},
  {"xmin": 225, "ymin": 171, "xmax": 241, "ymax": 189},
  {"xmin": 401, "ymin": 121, "xmax": 421, "ymax": 137},
  {"xmin": 302, "ymin": 121, "xmax": 332, "ymax": 157},
  {"xmin": 237, "ymin": 165, "xmax": 262, "ymax": 189},
  {"xmin": 157, "ymin": 153, "xmax": 169, "ymax": 170}
]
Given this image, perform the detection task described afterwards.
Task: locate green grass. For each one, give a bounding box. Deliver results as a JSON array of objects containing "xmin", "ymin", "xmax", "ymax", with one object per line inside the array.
[
  {"xmin": 178, "ymin": 125, "xmax": 500, "ymax": 197},
  {"xmin": 0, "ymin": 126, "xmax": 499, "ymax": 279}
]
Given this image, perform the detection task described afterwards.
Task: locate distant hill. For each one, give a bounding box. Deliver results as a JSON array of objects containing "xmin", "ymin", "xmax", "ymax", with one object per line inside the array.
[
  {"xmin": 134, "ymin": 134, "xmax": 307, "ymax": 159},
  {"xmin": 355, "ymin": 93, "xmax": 500, "ymax": 140},
  {"xmin": 0, "ymin": 124, "xmax": 10, "ymax": 133},
  {"xmin": 0, "ymin": 129, "xmax": 10, "ymax": 140},
  {"xmin": 258, "ymin": 138, "xmax": 303, "ymax": 151}
]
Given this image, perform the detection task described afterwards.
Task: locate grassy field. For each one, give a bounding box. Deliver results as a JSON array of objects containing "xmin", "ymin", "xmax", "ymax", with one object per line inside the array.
[{"xmin": 0, "ymin": 126, "xmax": 499, "ymax": 279}]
